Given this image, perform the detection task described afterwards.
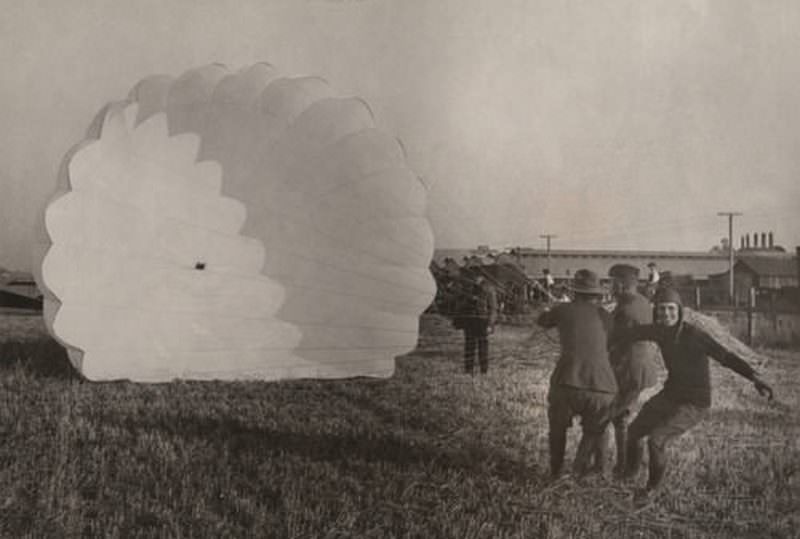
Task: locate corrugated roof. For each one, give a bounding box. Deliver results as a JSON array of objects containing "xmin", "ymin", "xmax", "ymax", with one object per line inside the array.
[
  {"xmin": 431, "ymin": 249, "xmax": 477, "ymax": 266},
  {"xmin": 517, "ymin": 247, "xmax": 728, "ymax": 260},
  {"xmin": 433, "ymin": 248, "xmax": 794, "ymax": 281},
  {"xmin": 0, "ymin": 270, "xmax": 36, "ymax": 285},
  {"xmin": 517, "ymin": 250, "xmax": 729, "ymax": 280},
  {"xmin": 736, "ymin": 255, "xmax": 797, "ymax": 277}
]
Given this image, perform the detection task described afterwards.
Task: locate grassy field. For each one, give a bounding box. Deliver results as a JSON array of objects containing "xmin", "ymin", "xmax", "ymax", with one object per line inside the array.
[{"xmin": 0, "ymin": 313, "xmax": 797, "ymax": 538}]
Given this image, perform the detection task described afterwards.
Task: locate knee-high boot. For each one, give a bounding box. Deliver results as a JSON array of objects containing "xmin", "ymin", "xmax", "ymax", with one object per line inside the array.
[
  {"xmin": 549, "ymin": 427, "xmax": 567, "ymax": 479},
  {"xmin": 573, "ymin": 431, "xmax": 601, "ymax": 476},
  {"xmin": 646, "ymin": 439, "xmax": 667, "ymax": 490},
  {"xmin": 613, "ymin": 419, "xmax": 628, "ymax": 475},
  {"xmin": 624, "ymin": 434, "xmax": 644, "ymax": 479}
]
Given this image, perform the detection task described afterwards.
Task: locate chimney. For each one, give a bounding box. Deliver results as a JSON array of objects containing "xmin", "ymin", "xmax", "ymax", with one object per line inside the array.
[
  {"xmin": 761, "ymin": 232, "xmax": 767, "ymax": 249},
  {"xmin": 769, "ymin": 231, "xmax": 774, "ymax": 248},
  {"xmin": 796, "ymin": 246, "xmax": 800, "ymax": 291},
  {"xmin": 753, "ymin": 233, "xmax": 759, "ymax": 248},
  {"xmin": 797, "ymin": 245, "xmax": 800, "ymax": 281}
]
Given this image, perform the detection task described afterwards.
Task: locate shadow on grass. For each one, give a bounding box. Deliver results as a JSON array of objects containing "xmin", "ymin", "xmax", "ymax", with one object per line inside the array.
[
  {"xmin": 0, "ymin": 338, "xmax": 84, "ymax": 380},
  {"xmin": 104, "ymin": 411, "xmax": 542, "ymax": 484},
  {"xmin": 707, "ymin": 406, "xmax": 799, "ymax": 428}
]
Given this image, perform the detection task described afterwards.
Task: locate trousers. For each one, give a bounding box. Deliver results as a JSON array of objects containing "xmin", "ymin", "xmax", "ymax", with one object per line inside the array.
[
  {"xmin": 463, "ymin": 317, "xmax": 490, "ymax": 373},
  {"xmin": 548, "ymin": 385, "xmax": 615, "ymax": 478},
  {"xmin": 625, "ymin": 390, "xmax": 707, "ymax": 489}
]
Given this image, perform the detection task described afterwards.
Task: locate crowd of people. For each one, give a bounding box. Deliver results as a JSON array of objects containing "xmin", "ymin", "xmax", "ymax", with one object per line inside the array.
[{"xmin": 449, "ymin": 263, "xmax": 774, "ymax": 504}]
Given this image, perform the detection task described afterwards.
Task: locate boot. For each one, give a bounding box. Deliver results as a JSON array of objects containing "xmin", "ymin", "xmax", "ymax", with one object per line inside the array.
[
  {"xmin": 623, "ymin": 437, "xmax": 644, "ymax": 481},
  {"xmin": 613, "ymin": 421, "xmax": 627, "ymax": 477},
  {"xmin": 573, "ymin": 432, "xmax": 599, "ymax": 477},
  {"xmin": 589, "ymin": 429, "xmax": 611, "ymax": 475},
  {"xmin": 549, "ymin": 428, "xmax": 567, "ymax": 479},
  {"xmin": 646, "ymin": 439, "xmax": 667, "ymax": 491}
]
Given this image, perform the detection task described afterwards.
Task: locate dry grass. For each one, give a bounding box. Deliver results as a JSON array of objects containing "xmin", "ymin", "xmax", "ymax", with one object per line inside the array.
[{"xmin": 0, "ymin": 313, "xmax": 797, "ymax": 538}]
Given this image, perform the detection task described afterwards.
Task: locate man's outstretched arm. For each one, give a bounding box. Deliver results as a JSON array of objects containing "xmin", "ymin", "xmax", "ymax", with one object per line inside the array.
[{"xmin": 697, "ymin": 329, "xmax": 774, "ymax": 400}]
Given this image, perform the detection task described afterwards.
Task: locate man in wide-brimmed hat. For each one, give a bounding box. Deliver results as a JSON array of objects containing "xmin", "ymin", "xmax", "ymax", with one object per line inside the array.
[
  {"xmin": 601, "ymin": 264, "xmax": 659, "ymax": 476},
  {"xmin": 537, "ymin": 269, "xmax": 617, "ymax": 479}
]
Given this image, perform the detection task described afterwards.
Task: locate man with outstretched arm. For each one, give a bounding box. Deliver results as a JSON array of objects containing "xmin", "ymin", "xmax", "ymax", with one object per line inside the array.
[{"xmin": 613, "ymin": 287, "xmax": 774, "ymax": 502}]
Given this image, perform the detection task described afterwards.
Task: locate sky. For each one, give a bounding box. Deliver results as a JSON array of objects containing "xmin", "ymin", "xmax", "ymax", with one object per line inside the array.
[{"xmin": 2, "ymin": 0, "xmax": 799, "ymax": 271}]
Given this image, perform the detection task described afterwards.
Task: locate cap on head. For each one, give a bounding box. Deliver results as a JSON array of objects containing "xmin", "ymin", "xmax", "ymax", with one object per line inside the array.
[
  {"xmin": 571, "ymin": 269, "xmax": 605, "ymax": 296},
  {"xmin": 609, "ymin": 264, "xmax": 640, "ymax": 287},
  {"xmin": 654, "ymin": 286, "xmax": 682, "ymax": 307}
]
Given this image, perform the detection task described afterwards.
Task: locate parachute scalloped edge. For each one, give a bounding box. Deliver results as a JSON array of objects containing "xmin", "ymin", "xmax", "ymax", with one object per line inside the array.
[{"xmin": 35, "ymin": 62, "xmax": 436, "ymax": 383}]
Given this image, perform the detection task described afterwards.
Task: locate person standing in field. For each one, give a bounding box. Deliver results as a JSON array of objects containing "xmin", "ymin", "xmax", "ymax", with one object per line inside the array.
[
  {"xmin": 453, "ymin": 268, "xmax": 498, "ymax": 375},
  {"xmin": 645, "ymin": 262, "xmax": 660, "ymax": 299},
  {"xmin": 614, "ymin": 287, "xmax": 774, "ymax": 502},
  {"xmin": 601, "ymin": 264, "xmax": 659, "ymax": 476},
  {"xmin": 543, "ymin": 269, "xmax": 555, "ymax": 303},
  {"xmin": 536, "ymin": 269, "xmax": 617, "ymax": 479}
]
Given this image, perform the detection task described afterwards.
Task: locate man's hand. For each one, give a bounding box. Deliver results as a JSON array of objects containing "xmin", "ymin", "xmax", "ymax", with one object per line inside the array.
[{"xmin": 753, "ymin": 376, "xmax": 774, "ymax": 401}]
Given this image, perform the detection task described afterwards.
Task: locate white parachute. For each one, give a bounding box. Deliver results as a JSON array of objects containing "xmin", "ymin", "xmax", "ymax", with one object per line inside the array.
[{"xmin": 34, "ymin": 63, "xmax": 436, "ymax": 382}]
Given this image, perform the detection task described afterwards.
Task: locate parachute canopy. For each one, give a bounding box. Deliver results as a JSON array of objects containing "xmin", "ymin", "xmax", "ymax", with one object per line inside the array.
[{"xmin": 35, "ymin": 63, "xmax": 436, "ymax": 382}]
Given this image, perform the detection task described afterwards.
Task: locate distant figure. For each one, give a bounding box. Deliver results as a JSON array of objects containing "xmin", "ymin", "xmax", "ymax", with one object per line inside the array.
[
  {"xmin": 613, "ymin": 287, "xmax": 774, "ymax": 503},
  {"xmin": 645, "ymin": 262, "xmax": 660, "ymax": 299},
  {"xmin": 537, "ymin": 269, "xmax": 617, "ymax": 479},
  {"xmin": 646, "ymin": 262, "xmax": 660, "ymax": 285},
  {"xmin": 554, "ymin": 286, "xmax": 571, "ymax": 303},
  {"xmin": 602, "ymin": 264, "xmax": 659, "ymax": 476},
  {"xmin": 543, "ymin": 269, "xmax": 555, "ymax": 302},
  {"xmin": 452, "ymin": 269, "xmax": 498, "ymax": 375}
]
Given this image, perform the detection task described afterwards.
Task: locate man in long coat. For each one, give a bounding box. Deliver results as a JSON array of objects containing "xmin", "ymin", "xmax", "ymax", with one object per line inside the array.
[
  {"xmin": 537, "ymin": 269, "xmax": 617, "ymax": 479},
  {"xmin": 603, "ymin": 264, "xmax": 659, "ymax": 475},
  {"xmin": 454, "ymin": 268, "xmax": 498, "ymax": 375}
]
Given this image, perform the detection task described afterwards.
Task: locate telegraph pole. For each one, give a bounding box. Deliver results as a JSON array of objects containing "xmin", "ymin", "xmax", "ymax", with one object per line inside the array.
[
  {"xmin": 540, "ymin": 234, "xmax": 557, "ymax": 273},
  {"xmin": 717, "ymin": 212, "xmax": 742, "ymax": 305}
]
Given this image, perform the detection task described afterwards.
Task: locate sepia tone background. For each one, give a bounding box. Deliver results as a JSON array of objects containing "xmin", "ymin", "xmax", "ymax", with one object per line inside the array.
[{"xmin": 2, "ymin": 0, "xmax": 800, "ymax": 272}]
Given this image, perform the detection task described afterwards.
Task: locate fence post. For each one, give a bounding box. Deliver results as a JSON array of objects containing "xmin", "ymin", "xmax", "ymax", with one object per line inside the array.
[{"xmin": 747, "ymin": 287, "xmax": 756, "ymax": 345}]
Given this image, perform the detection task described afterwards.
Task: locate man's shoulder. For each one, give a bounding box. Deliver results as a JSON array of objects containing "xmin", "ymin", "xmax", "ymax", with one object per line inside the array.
[
  {"xmin": 541, "ymin": 301, "xmax": 573, "ymax": 319},
  {"xmin": 618, "ymin": 291, "xmax": 650, "ymax": 306},
  {"xmin": 680, "ymin": 321, "xmax": 716, "ymax": 346},
  {"xmin": 565, "ymin": 301, "xmax": 609, "ymax": 319},
  {"xmin": 617, "ymin": 293, "xmax": 651, "ymax": 316}
]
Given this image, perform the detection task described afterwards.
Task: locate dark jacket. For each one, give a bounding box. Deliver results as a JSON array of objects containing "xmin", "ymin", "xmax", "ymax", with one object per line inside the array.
[
  {"xmin": 616, "ymin": 322, "xmax": 757, "ymax": 408},
  {"xmin": 453, "ymin": 278, "xmax": 498, "ymax": 327},
  {"xmin": 537, "ymin": 301, "xmax": 618, "ymax": 394},
  {"xmin": 611, "ymin": 292, "xmax": 659, "ymax": 392}
]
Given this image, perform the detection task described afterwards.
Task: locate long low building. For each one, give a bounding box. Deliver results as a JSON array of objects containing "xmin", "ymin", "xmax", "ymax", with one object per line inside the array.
[
  {"xmin": 433, "ymin": 247, "xmax": 731, "ymax": 284},
  {"xmin": 0, "ymin": 269, "xmax": 43, "ymax": 311},
  {"xmin": 514, "ymin": 247, "xmax": 733, "ymax": 283}
]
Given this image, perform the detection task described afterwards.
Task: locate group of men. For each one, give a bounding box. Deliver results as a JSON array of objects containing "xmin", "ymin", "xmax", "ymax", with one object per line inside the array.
[
  {"xmin": 537, "ymin": 265, "xmax": 774, "ymax": 501},
  {"xmin": 451, "ymin": 263, "xmax": 774, "ymax": 502}
]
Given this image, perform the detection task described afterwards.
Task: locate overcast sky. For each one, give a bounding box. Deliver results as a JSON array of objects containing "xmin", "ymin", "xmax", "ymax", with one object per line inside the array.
[{"xmin": 2, "ymin": 0, "xmax": 799, "ymax": 271}]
